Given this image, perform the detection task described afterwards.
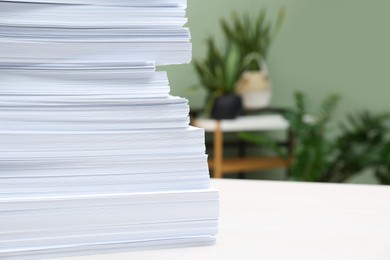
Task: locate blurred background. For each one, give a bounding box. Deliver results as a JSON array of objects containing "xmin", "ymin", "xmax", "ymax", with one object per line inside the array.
[{"xmin": 164, "ymin": 0, "xmax": 390, "ymax": 185}]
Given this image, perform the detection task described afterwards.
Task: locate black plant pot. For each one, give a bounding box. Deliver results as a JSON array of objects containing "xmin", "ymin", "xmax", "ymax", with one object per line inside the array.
[{"xmin": 211, "ymin": 94, "xmax": 242, "ymax": 119}]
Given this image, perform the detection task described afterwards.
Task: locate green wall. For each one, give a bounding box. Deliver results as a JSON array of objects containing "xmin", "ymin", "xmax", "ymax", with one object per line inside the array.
[{"xmin": 164, "ymin": 0, "xmax": 390, "ymax": 184}]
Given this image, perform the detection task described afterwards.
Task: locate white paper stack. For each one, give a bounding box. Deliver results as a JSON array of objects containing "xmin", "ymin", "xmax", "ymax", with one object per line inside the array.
[
  {"xmin": 0, "ymin": 0, "xmax": 191, "ymax": 65},
  {"xmin": 0, "ymin": 0, "xmax": 218, "ymax": 259}
]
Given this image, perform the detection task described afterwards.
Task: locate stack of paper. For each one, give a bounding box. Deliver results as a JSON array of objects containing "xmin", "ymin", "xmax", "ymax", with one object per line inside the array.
[
  {"xmin": 0, "ymin": 0, "xmax": 191, "ymax": 65},
  {"xmin": 0, "ymin": 0, "xmax": 218, "ymax": 259}
]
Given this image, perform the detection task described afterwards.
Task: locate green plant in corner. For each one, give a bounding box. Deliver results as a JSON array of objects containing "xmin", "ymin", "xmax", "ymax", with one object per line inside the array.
[
  {"xmin": 240, "ymin": 93, "xmax": 390, "ymax": 184},
  {"xmin": 323, "ymin": 111, "xmax": 390, "ymax": 183},
  {"xmin": 193, "ymin": 39, "xmax": 243, "ymax": 116}
]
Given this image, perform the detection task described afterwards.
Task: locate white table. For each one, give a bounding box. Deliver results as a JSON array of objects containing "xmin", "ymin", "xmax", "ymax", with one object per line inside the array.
[
  {"xmin": 193, "ymin": 114, "xmax": 289, "ymax": 132},
  {"xmin": 192, "ymin": 115, "xmax": 291, "ymax": 178},
  {"xmin": 60, "ymin": 179, "xmax": 390, "ymax": 260}
]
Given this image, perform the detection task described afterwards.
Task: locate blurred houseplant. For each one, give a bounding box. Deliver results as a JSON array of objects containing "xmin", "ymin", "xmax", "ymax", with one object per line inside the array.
[
  {"xmin": 240, "ymin": 92, "xmax": 390, "ymax": 184},
  {"xmin": 325, "ymin": 111, "xmax": 390, "ymax": 183},
  {"xmin": 193, "ymin": 39, "xmax": 244, "ymax": 119},
  {"xmin": 193, "ymin": 7, "xmax": 285, "ymax": 118},
  {"xmin": 221, "ymin": 8, "xmax": 286, "ymax": 110}
]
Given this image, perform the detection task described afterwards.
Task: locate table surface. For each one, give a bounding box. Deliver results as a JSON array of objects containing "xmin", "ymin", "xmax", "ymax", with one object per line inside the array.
[
  {"xmin": 59, "ymin": 179, "xmax": 390, "ymax": 260},
  {"xmin": 193, "ymin": 114, "xmax": 289, "ymax": 132}
]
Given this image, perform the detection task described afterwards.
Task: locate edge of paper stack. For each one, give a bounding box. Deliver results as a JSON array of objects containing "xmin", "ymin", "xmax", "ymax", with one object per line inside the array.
[{"xmin": 0, "ymin": 0, "xmax": 219, "ymax": 259}]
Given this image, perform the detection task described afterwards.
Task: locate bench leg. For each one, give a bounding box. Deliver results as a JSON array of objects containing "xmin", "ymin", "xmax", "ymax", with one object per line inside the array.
[{"xmin": 213, "ymin": 121, "xmax": 223, "ymax": 178}]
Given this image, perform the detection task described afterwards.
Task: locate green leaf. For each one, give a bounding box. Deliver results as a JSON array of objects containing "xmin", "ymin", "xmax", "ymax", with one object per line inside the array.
[
  {"xmin": 272, "ymin": 6, "xmax": 286, "ymax": 41},
  {"xmin": 224, "ymin": 43, "xmax": 241, "ymax": 91}
]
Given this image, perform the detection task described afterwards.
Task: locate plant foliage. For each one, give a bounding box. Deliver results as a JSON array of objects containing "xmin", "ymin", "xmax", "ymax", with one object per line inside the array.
[
  {"xmin": 193, "ymin": 39, "xmax": 243, "ymax": 95},
  {"xmin": 192, "ymin": 7, "xmax": 286, "ymax": 116},
  {"xmin": 193, "ymin": 40, "xmax": 243, "ymax": 115},
  {"xmin": 375, "ymin": 143, "xmax": 390, "ymax": 184},
  {"xmin": 220, "ymin": 7, "xmax": 286, "ymax": 71},
  {"xmin": 239, "ymin": 92, "xmax": 390, "ymax": 184},
  {"xmin": 324, "ymin": 111, "xmax": 390, "ymax": 182}
]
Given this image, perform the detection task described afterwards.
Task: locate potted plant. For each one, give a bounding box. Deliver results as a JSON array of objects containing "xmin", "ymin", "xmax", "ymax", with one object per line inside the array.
[
  {"xmin": 240, "ymin": 91, "xmax": 390, "ymax": 184},
  {"xmin": 220, "ymin": 8, "xmax": 286, "ymax": 110},
  {"xmin": 193, "ymin": 39, "xmax": 244, "ymax": 119}
]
